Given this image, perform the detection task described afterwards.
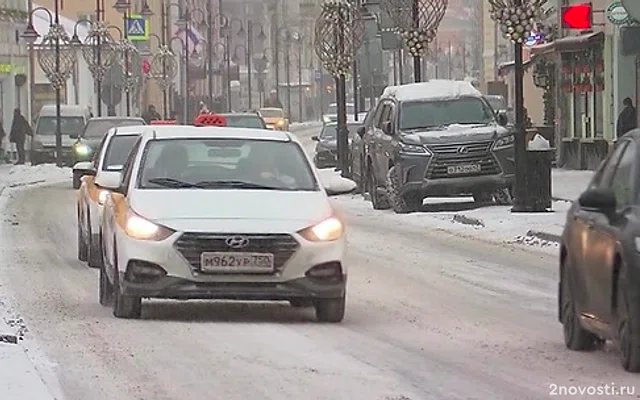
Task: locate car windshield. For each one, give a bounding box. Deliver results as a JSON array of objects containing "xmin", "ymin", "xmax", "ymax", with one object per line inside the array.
[
  {"xmin": 102, "ymin": 135, "xmax": 139, "ymax": 171},
  {"xmin": 485, "ymin": 96, "xmax": 506, "ymax": 112},
  {"xmin": 83, "ymin": 119, "xmax": 145, "ymax": 138},
  {"xmin": 321, "ymin": 124, "xmax": 362, "ymax": 139},
  {"xmin": 36, "ymin": 117, "xmax": 85, "ymax": 136},
  {"xmin": 259, "ymin": 109, "xmax": 283, "ymax": 118},
  {"xmin": 138, "ymin": 138, "xmax": 318, "ymax": 191},
  {"xmin": 327, "ymin": 104, "xmax": 355, "ymax": 115},
  {"xmin": 399, "ymin": 97, "xmax": 495, "ymax": 130},
  {"xmin": 223, "ymin": 115, "xmax": 265, "ymax": 129}
]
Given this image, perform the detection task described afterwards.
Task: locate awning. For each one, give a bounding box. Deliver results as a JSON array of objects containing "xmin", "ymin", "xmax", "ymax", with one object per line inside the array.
[{"xmin": 530, "ymin": 31, "xmax": 604, "ymax": 56}]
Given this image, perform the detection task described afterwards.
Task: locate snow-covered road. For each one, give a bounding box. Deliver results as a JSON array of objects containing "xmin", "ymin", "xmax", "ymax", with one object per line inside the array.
[{"xmin": 0, "ymin": 125, "xmax": 637, "ymax": 399}]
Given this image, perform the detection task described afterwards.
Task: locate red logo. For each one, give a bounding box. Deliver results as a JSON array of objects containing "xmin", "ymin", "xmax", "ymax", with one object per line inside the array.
[{"xmin": 561, "ymin": 4, "xmax": 592, "ymax": 30}]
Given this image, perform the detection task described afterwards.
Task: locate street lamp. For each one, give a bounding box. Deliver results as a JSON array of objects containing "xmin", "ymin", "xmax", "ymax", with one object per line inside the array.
[
  {"xmin": 234, "ymin": 20, "xmax": 266, "ymax": 110},
  {"xmin": 382, "ymin": 0, "xmax": 447, "ymax": 82},
  {"xmin": 314, "ymin": 0, "xmax": 364, "ymax": 178},
  {"xmin": 22, "ymin": 4, "xmax": 76, "ymax": 167},
  {"xmin": 488, "ymin": 0, "xmax": 547, "ymax": 212}
]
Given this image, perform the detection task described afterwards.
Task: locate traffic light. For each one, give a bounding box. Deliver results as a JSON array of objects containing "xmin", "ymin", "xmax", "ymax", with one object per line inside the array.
[{"xmin": 561, "ymin": 3, "xmax": 592, "ymax": 30}]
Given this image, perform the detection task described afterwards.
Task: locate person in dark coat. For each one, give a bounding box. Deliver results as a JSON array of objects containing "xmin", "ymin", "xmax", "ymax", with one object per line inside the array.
[
  {"xmin": 617, "ymin": 97, "xmax": 637, "ymax": 138},
  {"xmin": 9, "ymin": 108, "xmax": 32, "ymax": 165}
]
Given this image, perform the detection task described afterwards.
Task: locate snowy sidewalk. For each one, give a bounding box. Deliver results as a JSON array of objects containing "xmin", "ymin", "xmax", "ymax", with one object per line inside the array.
[{"xmin": 0, "ymin": 164, "xmax": 70, "ymax": 400}]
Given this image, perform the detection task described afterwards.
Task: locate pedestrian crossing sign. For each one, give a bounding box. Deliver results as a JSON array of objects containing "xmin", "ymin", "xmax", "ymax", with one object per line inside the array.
[{"xmin": 126, "ymin": 15, "xmax": 149, "ymax": 41}]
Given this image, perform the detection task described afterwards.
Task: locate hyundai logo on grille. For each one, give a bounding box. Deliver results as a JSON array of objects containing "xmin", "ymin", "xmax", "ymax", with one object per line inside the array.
[
  {"xmin": 457, "ymin": 146, "xmax": 469, "ymax": 154},
  {"xmin": 225, "ymin": 236, "xmax": 250, "ymax": 249}
]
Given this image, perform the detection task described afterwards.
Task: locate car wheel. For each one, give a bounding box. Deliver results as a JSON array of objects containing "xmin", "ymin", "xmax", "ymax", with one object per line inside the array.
[
  {"xmin": 112, "ymin": 244, "xmax": 142, "ymax": 319},
  {"xmin": 99, "ymin": 264, "xmax": 113, "ymax": 306},
  {"xmin": 72, "ymin": 172, "xmax": 82, "ymax": 189},
  {"xmin": 561, "ymin": 261, "xmax": 602, "ymax": 351},
  {"xmin": 314, "ymin": 295, "xmax": 346, "ymax": 323},
  {"xmin": 617, "ymin": 272, "xmax": 640, "ymax": 372},
  {"xmin": 290, "ymin": 299, "xmax": 313, "ymax": 308},
  {"xmin": 87, "ymin": 213, "xmax": 103, "ymax": 269},
  {"xmin": 367, "ymin": 167, "xmax": 390, "ymax": 210},
  {"xmin": 472, "ymin": 191, "xmax": 494, "ymax": 205},
  {"xmin": 386, "ymin": 166, "xmax": 422, "ymax": 214},
  {"xmin": 77, "ymin": 214, "xmax": 88, "ymax": 262}
]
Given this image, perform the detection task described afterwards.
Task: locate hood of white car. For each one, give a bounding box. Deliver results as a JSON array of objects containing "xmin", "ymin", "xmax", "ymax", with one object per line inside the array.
[{"xmin": 129, "ymin": 189, "xmax": 333, "ymax": 233}]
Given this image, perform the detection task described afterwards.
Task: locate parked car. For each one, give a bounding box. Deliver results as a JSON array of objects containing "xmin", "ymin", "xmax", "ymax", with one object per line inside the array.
[
  {"xmin": 322, "ymin": 103, "xmax": 366, "ymax": 124},
  {"xmin": 258, "ymin": 108, "xmax": 288, "ymax": 130},
  {"xmin": 559, "ymin": 130, "xmax": 640, "ymax": 372},
  {"xmin": 363, "ymin": 80, "xmax": 513, "ymax": 213},
  {"xmin": 75, "ymin": 126, "xmax": 143, "ymax": 266},
  {"xmin": 99, "ymin": 125, "xmax": 347, "ymax": 321},
  {"xmin": 311, "ymin": 121, "xmax": 363, "ymax": 169},
  {"xmin": 218, "ymin": 112, "xmax": 268, "ymax": 129},
  {"xmin": 484, "ymin": 95, "xmax": 514, "ymax": 126},
  {"xmin": 72, "ymin": 116, "xmax": 146, "ymax": 187},
  {"xmin": 31, "ymin": 105, "xmax": 91, "ymax": 166}
]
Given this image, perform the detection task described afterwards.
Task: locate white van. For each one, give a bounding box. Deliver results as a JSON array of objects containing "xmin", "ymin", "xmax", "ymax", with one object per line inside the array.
[{"xmin": 31, "ymin": 105, "xmax": 90, "ymax": 165}]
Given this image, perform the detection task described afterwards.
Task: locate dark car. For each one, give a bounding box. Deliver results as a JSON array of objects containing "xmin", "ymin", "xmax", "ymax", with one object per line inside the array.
[
  {"xmin": 484, "ymin": 95, "xmax": 514, "ymax": 125},
  {"xmin": 311, "ymin": 122, "xmax": 363, "ymax": 169},
  {"xmin": 218, "ymin": 112, "xmax": 267, "ymax": 129},
  {"xmin": 363, "ymin": 81, "xmax": 513, "ymax": 213},
  {"xmin": 559, "ymin": 131, "xmax": 640, "ymax": 373},
  {"xmin": 72, "ymin": 117, "xmax": 146, "ymax": 165}
]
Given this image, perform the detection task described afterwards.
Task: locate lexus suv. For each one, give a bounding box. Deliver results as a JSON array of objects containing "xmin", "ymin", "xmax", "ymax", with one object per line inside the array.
[{"xmin": 363, "ymin": 80, "xmax": 514, "ymax": 213}]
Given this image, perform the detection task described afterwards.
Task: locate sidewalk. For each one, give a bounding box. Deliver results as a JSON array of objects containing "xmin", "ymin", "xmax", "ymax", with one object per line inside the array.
[{"xmin": 551, "ymin": 169, "xmax": 593, "ymax": 202}]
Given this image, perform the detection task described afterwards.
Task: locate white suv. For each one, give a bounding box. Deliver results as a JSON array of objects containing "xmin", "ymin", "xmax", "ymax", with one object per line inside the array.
[{"xmin": 99, "ymin": 125, "xmax": 347, "ymax": 322}]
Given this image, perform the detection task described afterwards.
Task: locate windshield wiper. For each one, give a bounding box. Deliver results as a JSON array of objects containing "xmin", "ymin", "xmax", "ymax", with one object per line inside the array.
[
  {"xmin": 147, "ymin": 177, "xmax": 196, "ymax": 188},
  {"xmin": 193, "ymin": 180, "xmax": 283, "ymax": 190}
]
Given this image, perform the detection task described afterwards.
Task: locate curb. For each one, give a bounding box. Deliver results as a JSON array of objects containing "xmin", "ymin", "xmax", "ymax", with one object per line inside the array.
[{"xmin": 526, "ymin": 230, "xmax": 561, "ymax": 244}]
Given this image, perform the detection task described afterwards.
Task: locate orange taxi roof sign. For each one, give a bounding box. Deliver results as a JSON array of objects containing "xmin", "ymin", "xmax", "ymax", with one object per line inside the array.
[{"xmin": 194, "ymin": 113, "xmax": 227, "ymax": 127}]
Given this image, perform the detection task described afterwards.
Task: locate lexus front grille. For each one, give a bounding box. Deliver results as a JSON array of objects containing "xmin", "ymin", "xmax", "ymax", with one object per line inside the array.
[{"xmin": 425, "ymin": 140, "xmax": 501, "ymax": 179}]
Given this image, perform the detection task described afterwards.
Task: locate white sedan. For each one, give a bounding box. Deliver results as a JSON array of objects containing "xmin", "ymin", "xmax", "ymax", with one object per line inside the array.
[
  {"xmin": 75, "ymin": 126, "xmax": 143, "ymax": 268},
  {"xmin": 99, "ymin": 125, "xmax": 347, "ymax": 322}
]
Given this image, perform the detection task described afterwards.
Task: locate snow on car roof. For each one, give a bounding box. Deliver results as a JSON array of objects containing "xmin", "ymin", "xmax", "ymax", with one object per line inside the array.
[
  {"xmin": 111, "ymin": 126, "xmax": 146, "ymax": 136},
  {"xmin": 381, "ymin": 80, "xmax": 482, "ymax": 102},
  {"xmin": 141, "ymin": 125, "xmax": 293, "ymax": 142}
]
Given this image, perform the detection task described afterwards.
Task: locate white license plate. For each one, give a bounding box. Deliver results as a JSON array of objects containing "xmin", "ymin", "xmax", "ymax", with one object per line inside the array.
[
  {"xmin": 447, "ymin": 164, "xmax": 481, "ymax": 174},
  {"xmin": 200, "ymin": 252, "xmax": 275, "ymax": 273}
]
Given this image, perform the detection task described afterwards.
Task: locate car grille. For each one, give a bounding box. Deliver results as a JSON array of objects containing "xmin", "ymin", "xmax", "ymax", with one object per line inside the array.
[
  {"xmin": 174, "ymin": 233, "xmax": 300, "ymax": 273},
  {"xmin": 425, "ymin": 140, "xmax": 501, "ymax": 179}
]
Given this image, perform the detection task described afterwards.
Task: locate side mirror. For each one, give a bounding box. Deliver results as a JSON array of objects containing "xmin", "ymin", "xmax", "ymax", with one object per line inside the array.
[
  {"xmin": 72, "ymin": 161, "xmax": 96, "ymax": 176},
  {"xmin": 311, "ymin": 135, "xmax": 320, "ymax": 141},
  {"xmin": 95, "ymin": 171, "xmax": 122, "ymax": 191},
  {"xmin": 578, "ymin": 188, "xmax": 617, "ymax": 216},
  {"xmin": 497, "ymin": 111, "xmax": 508, "ymax": 126},
  {"xmin": 382, "ymin": 121, "xmax": 393, "ymax": 135},
  {"xmin": 357, "ymin": 126, "xmax": 365, "ymax": 138}
]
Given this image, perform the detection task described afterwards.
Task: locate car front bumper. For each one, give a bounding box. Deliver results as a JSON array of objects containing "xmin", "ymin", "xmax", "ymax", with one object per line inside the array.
[
  {"xmin": 32, "ymin": 148, "xmax": 74, "ymax": 165},
  {"xmin": 115, "ymin": 229, "xmax": 347, "ymax": 300},
  {"xmin": 396, "ymin": 147, "xmax": 515, "ymax": 196}
]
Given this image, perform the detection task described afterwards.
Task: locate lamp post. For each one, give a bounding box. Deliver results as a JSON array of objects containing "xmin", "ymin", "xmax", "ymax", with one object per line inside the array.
[
  {"xmin": 113, "ymin": 0, "xmax": 135, "ymax": 116},
  {"xmin": 22, "ymin": 4, "xmax": 76, "ymax": 167},
  {"xmin": 164, "ymin": 2, "xmax": 192, "ymax": 120},
  {"xmin": 209, "ymin": 41, "xmax": 230, "ymax": 111},
  {"xmin": 488, "ymin": 0, "xmax": 547, "ymax": 212},
  {"xmin": 254, "ymin": 51, "xmax": 269, "ymax": 107},
  {"xmin": 242, "ymin": 20, "xmax": 266, "ymax": 110},
  {"xmin": 232, "ymin": 44, "xmax": 249, "ymax": 109},
  {"xmin": 314, "ymin": 0, "xmax": 364, "ymax": 178},
  {"xmin": 383, "ymin": 0, "xmax": 447, "ymax": 82},
  {"xmin": 291, "ymin": 32, "xmax": 305, "ymax": 122}
]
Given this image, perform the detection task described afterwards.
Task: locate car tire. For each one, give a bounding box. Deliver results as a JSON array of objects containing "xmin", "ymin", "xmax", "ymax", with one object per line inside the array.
[
  {"xmin": 617, "ymin": 271, "xmax": 640, "ymax": 372},
  {"xmin": 290, "ymin": 299, "xmax": 313, "ymax": 308},
  {"xmin": 99, "ymin": 264, "xmax": 113, "ymax": 307},
  {"xmin": 367, "ymin": 167, "xmax": 390, "ymax": 210},
  {"xmin": 561, "ymin": 261, "xmax": 602, "ymax": 351},
  {"xmin": 72, "ymin": 172, "xmax": 82, "ymax": 189},
  {"xmin": 472, "ymin": 191, "xmax": 494, "ymax": 204},
  {"xmin": 112, "ymin": 244, "xmax": 142, "ymax": 319},
  {"xmin": 386, "ymin": 166, "xmax": 422, "ymax": 214},
  {"xmin": 77, "ymin": 216, "xmax": 88, "ymax": 262},
  {"xmin": 315, "ymin": 295, "xmax": 346, "ymax": 323},
  {"xmin": 87, "ymin": 213, "xmax": 103, "ymax": 269}
]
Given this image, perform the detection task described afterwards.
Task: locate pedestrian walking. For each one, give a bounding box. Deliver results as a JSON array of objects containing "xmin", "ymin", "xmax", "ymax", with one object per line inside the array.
[
  {"xmin": 9, "ymin": 108, "xmax": 32, "ymax": 165},
  {"xmin": 617, "ymin": 97, "xmax": 637, "ymax": 138}
]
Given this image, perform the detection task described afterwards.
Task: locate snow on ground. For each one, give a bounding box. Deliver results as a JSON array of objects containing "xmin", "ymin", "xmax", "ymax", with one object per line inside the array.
[
  {"xmin": 289, "ymin": 121, "xmax": 323, "ymax": 130},
  {"xmin": 317, "ymin": 168, "xmax": 356, "ymax": 195},
  {"xmin": 0, "ymin": 164, "xmax": 70, "ymax": 400},
  {"xmin": 552, "ymin": 168, "xmax": 594, "ymax": 201}
]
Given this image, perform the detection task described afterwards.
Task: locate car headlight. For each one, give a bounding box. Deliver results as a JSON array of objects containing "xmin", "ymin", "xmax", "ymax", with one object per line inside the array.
[
  {"xmin": 276, "ymin": 119, "xmax": 285, "ymax": 127},
  {"xmin": 124, "ymin": 212, "xmax": 175, "ymax": 241},
  {"xmin": 399, "ymin": 141, "xmax": 430, "ymax": 155},
  {"xmin": 97, "ymin": 190, "xmax": 110, "ymax": 206},
  {"xmin": 493, "ymin": 134, "xmax": 515, "ymax": 150},
  {"xmin": 298, "ymin": 216, "xmax": 344, "ymax": 242},
  {"xmin": 74, "ymin": 143, "xmax": 92, "ymax": 156}
]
